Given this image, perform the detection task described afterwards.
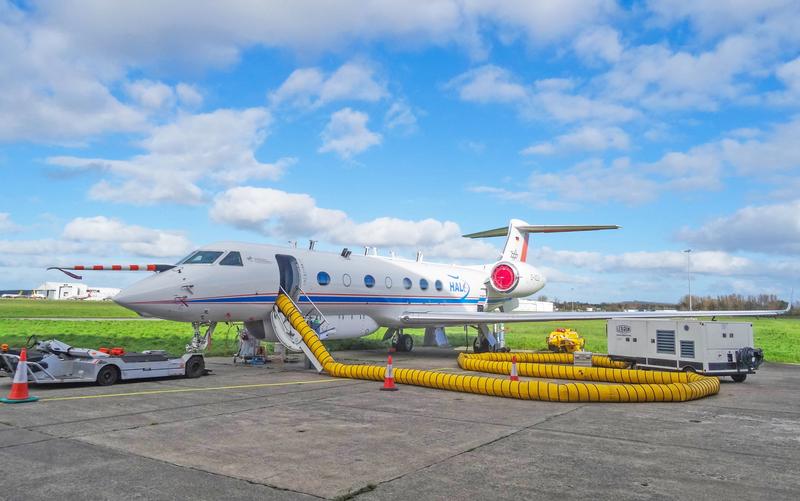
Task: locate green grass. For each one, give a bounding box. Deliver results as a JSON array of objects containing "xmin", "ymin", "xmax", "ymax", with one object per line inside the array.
[
  {"xmin": 2, "ymin": 299, "xmax": 798, "ymax": 363},
  {"xmin": 0, "ymin": 298, "xmax": 138, "ymax": 318}
]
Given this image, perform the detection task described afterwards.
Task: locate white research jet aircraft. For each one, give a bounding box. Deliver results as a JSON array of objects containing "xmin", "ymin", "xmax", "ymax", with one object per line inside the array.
[{"xmin": 49, "ymin": 219, "xmax": 789, "ymax": 364}]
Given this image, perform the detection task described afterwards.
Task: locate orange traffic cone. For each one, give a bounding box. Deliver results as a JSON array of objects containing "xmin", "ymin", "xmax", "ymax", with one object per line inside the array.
[
  {"xmin": 509, "ymin": 355, "xmax": 519, "ymax": 382},
  {"xmin": 380, "ymin": 355, "xmax": 398, "ymax": 391},
  {"xmin": 1, "ymin": 348, "xmax": 39, "ymax": 404}
]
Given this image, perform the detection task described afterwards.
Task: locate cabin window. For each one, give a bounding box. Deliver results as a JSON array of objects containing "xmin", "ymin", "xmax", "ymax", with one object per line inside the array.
[
  {"xmin": 317, "ymin": 271, "xmax": 331, "ymax": 286},
  {"xmin": 180, "ymin": 250, "xmax": 224, "ymax": 264},
  {"xmin": 343, "ymin": 274, "xmax": 352, "ymax": 287},
  {"xmin": 385, "ymin": 277, "xmax": 393, "ymax": 288},
  {"xmin": 435, "ymin": 280, "xmax": 443, "ymax": 291},
  {"xmin": 364, "ymin": 275, "xmax": 376, "ymax": 288},
  {"xmin": 219, "ymin": 251, "xmax": 243, "ymax": 266},
  {"xmin": 403, "ymin": 277, "xmax": 412, "ymax": 289},
  {"xmin": 420, "ymin": 279, "xmax": 429, "ymax": 290}
]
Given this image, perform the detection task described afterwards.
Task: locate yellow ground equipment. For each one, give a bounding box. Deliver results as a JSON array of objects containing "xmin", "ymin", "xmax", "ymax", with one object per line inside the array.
[
  {"xmin": 275, "ymin": 293, "xmax": 720, "ymax": 403},
  {"xmin": 547, "ymin": 328, "xmax": 585, "ymax": 353}
]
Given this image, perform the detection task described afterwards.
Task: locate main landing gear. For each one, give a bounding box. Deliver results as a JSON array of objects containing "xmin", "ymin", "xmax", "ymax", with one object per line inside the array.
[{"xmin": 384, "ymin": 328, "xmax": 414, "ymax": 352}]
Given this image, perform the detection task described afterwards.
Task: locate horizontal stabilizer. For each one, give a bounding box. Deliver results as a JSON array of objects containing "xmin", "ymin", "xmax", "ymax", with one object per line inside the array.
[{"xmin": 463, "ymin": 225, "xmax": 620, "ymax": 239}]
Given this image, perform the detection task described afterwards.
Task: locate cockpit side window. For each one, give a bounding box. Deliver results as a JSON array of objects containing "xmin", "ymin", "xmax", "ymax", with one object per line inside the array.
[
  {"xmin": 219, "ymin": 251, "xmax": 243, "ymax": 266},
  {"xmin": 180, "ymin": 251, "xmax": 224, "ymax": 264}
]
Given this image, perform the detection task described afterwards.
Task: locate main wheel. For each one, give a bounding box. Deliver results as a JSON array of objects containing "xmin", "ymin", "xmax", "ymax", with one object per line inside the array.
[
  {"xmin": 398, "ymin": 334, "xmax": 414, "ymax": 353},
  {"xmin": 185, "ymin": 356, "xmax": 205, "ymax": 378},
  {"xmin": 731, "ymin": 373, "xmax": 747, "ymax": 383},
  {"xmin": 96, "ymin": 366, "xmax": 119, "ymax": 386},
  {"xmin": 472, "ymin": 337, "xmax": 491, "ymax": 353}
]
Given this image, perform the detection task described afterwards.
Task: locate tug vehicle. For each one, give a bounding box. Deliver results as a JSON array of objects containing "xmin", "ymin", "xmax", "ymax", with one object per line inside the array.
[{"xmin": 0, "ymin": 337, "xmax": 206, "ymax": 386}]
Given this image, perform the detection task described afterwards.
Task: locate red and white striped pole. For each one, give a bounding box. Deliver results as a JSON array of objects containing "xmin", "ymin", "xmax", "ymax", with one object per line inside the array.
[
  {"xmin": 509, "ymin": 355, "xmax": 519, "ymax": 382},
  {"xmin": 1, "ymin": 348, "xmax": 39, "ymax": 404}
]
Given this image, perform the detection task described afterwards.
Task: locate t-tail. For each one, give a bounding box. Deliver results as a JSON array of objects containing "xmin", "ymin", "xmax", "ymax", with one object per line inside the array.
[{"xmin": 463, "ymin": 219, "xmax": 621, "ymax": 263}]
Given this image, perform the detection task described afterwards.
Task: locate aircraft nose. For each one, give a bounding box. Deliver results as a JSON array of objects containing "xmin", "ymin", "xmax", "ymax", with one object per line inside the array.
[{"xmin": 113, "ymin": 274, "xmax": 177, "ymax": 317}]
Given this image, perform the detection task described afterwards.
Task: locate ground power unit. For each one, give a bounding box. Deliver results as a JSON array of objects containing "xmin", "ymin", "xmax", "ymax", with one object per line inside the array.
[{"xmin": 607, "ymin": 319, "xmax": 763, "ymax": 382}]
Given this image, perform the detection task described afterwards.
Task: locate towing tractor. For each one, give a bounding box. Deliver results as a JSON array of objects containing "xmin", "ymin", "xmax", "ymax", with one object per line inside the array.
[
  {"xmin": 606, "ymin": 319, "xmax": 764, "ymax": 382},
  {"xmin": 0, "ymin": 338, "xmax": 207, "ymax": 386}
]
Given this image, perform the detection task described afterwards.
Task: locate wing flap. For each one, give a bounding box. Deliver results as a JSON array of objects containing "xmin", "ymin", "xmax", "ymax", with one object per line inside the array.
[{"xmin": 400, "ymin": 307, "xmax": 790, "ymax": 326}]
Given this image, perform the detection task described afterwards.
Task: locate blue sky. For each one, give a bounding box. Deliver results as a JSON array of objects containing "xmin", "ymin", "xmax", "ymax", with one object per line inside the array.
[{"xmin": 1, "ymin": 0, "xmax": 799, "ymax": 303}]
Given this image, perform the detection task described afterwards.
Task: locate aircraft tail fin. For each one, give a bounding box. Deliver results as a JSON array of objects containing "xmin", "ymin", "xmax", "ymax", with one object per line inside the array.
[{"xmin": 463, "ymin": 219, "xmax": 620, "ymax": 262}]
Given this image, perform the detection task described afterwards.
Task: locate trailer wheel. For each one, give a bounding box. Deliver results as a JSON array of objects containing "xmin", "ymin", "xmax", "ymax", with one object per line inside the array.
[
  {"xmin": 96, "ymin": 366, "xmax": 119, "ymax": 386},
  {"xmin": 681, "ymin": 366, "xmax": 696, "ymax": 373},
  {"xmin": 731, "ymin": 374, "xmax": 747, "ymax": 383},
  {"xmin": 185, "ymin": 356, "xmax": 205, "ymax": 378}
]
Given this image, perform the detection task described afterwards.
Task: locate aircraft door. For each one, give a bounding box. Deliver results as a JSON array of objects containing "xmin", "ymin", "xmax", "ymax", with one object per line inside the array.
[{"xmin": 275, "ymin": 254, "xmax": 301, "ymax": 298}]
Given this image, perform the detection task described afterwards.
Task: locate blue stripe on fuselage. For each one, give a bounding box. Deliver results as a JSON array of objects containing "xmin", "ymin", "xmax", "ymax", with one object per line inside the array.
[{"xmin": 186, "ymin": 294, "xmax": 484, "ymax": 305}]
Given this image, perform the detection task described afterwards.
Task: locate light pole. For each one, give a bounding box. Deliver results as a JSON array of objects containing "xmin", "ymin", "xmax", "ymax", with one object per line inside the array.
[
  {"xmin": 570, "ymin": 287, "xmax": 575, "ymax": 312},
  {"xmin": 684, "ymin": 249, "xmax": 692, "ymax": 311}
]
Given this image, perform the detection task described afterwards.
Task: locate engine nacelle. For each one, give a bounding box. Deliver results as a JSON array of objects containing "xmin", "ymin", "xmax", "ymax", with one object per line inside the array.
[{"xmin": 488, "ymin": 261, "xmax": 546, "ymax": 297}]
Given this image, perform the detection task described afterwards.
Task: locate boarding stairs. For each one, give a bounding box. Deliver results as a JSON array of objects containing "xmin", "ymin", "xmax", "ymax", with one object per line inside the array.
[{"xmin": 269, "ymin": 287, "xmax": 334, "ymax": 373}]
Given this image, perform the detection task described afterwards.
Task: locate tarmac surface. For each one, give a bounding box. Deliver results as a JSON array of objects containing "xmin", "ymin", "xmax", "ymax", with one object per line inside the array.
[{"xmin": 1, "ymin": 347, "xmax": 799, "ymax": 500}]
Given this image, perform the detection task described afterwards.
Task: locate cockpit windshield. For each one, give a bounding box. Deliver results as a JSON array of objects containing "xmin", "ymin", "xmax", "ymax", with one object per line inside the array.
[{"xmin": 179, "ymin": 250, "xmax": 224, "ymax": 265}]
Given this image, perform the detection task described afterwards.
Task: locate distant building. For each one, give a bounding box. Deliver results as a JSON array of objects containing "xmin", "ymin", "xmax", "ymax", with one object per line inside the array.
[
  {"xmin": 514, "ymin": 298, "xmax": 555, "ymax": 312},
  {"xmin": 33, "ymin": 282, "xmax": 120, "ymax": 301}
]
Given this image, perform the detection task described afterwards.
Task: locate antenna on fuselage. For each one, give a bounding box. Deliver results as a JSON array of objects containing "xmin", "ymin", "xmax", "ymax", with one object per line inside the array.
[
  {"xmin": 309, "ymin": 240, "xmax": 317, "ymax": 251},
  {"xmin": 288, "ymin": 240, "xmax": 297, "ymax": 248},
  {"xmin": 341, "ymin": 248, "xmax": 352, "ymax": 258},
  {"xmin": 416, "ymin": 251, "xmax": 423, "ymax": 262}
]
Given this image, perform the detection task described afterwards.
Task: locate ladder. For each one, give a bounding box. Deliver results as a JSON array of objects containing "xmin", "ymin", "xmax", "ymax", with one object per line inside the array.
[{"xmin": 268, "ymin": 287, "xmax": 332, "ymax": 373}]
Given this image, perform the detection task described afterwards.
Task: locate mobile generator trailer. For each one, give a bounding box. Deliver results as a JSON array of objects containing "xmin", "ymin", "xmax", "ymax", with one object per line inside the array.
[{"xmin": 606, "ymin": 319, "xmax": 763, "ymax": 382}]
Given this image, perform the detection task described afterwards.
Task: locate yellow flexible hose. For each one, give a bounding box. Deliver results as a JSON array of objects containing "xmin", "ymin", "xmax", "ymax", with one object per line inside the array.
[{"xmin": 276, "ymin": 294, "xmax": 719, "ymax": 403}]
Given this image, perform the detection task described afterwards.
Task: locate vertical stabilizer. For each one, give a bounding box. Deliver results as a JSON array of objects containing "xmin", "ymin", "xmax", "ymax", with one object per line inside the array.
[{"xmin": 502, "ymin": 219, "xmax": 530, "ymax": 262}]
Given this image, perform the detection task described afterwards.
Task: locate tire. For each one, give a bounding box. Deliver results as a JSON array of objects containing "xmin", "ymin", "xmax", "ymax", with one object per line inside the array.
[
  {"xmin": 398, "ymin": 334, "xmax": 414, "ymax": 353},
  {"xmin": 472, "ymin": 337, "xmax": 491, "ymax": 353},
  {"xmin": 96, "ymin": 365, "xmax": 119, "ymax": 386},
  {"xmin": 731, "ymin": 373, "xmax": 747, "ymax": 383},
  {"xmin": 185, "ymin": 356, "xmax": 205, "ymax": 378},
  {"xmin": 681, "ymin": 366, "xmax": 696, "ymax": 373}
]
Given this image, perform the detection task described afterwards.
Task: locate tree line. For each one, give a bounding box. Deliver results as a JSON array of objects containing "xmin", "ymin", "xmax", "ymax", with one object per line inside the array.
[{"xmin": 546, "ymin": 294, "xmax": 796, "ymax": 313}]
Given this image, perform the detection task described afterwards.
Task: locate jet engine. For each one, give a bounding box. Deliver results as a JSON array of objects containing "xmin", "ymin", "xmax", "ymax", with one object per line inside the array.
[{"xmin": 488, "ymin": 261, "xmax": 546, "ymax": 297}]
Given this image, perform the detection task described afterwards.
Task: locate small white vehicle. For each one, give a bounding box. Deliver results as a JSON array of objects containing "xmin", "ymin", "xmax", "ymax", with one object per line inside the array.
[
  {"xmin": 0, "ymin": 338, "xmax": 206, "ymax": 386},
  {"xmin": 607, "ymin": 319, "xmax": 764, "ymax": 382}
]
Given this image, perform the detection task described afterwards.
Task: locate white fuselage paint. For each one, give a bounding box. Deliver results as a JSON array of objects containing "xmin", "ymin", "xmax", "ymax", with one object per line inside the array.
[{"xmin": 113, "ymin": 241, "xmax": 547, "ymax": 339}]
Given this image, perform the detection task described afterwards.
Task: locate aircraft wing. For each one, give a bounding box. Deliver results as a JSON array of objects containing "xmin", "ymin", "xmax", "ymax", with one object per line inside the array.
[{"xmin": 399, "ymin": 306, "xmax": 791, "ymax": 326}]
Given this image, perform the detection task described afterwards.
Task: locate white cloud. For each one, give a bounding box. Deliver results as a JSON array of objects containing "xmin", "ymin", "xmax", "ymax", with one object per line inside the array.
[
  {"xmin": 269, "ymin": 62, "xmax": 387, "ymax": 109},
  {"xmin": 176, "ymin": 83, "xmax": 203, "ymax": 108},
  {"xmin": 647, "ymin": 144, "xmax": 724, "ymax": 191},
  {"xmin": 0, "ymin": 3, "xmax": 147, "ymax": 142},
  {"xmin": 573, "ymin": 26, "xmax": 623, "ymax": 63},
  {"xmin": 0, "ymin": 213, "xmax": 19, "ymax": 234},
  {"xmin": 210, "ymin": 186, "xmax": 498, "ymax": 261},
  {"xmin": 536, "ymin": 246, "xmax": 753, "ymax": 276},
  {"xmin": 447, "ymin": 65, "xmax": 639, "ymax": 123},
  {"xmin": 522, "ymin": 126, "xmax": 630, "ymax": 155},
  {"xmin": 447, "ymin": 65, "xmax": 528, "ymax": 104},
  {"xmin": 646, "ymin": 0, "xmax": 798, "ymax": 40},
  {"xmin": 677, "ymin": 200, "xmax": 800, "ymax": 254},
  {"xmin": 319, "ymin": 108, "xmax": 382, "ymax": 159},
  {"xmin": 384, "ymin": 101, "xmax": 418, "ymax": 132},
  {"xmin": 125, "ymin": 79, "xmax": 176, "ymax": 110},
  {"xmin": 47, "ymin": 108, "xmax": 293, "ymax": 204},
  {"xmin": 62, "ymin": 216, "xmax": 192, "ymax": 257},
  {"xmin": 463, "ymin": 0, "xmax": 618, "ymax": 46}
]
